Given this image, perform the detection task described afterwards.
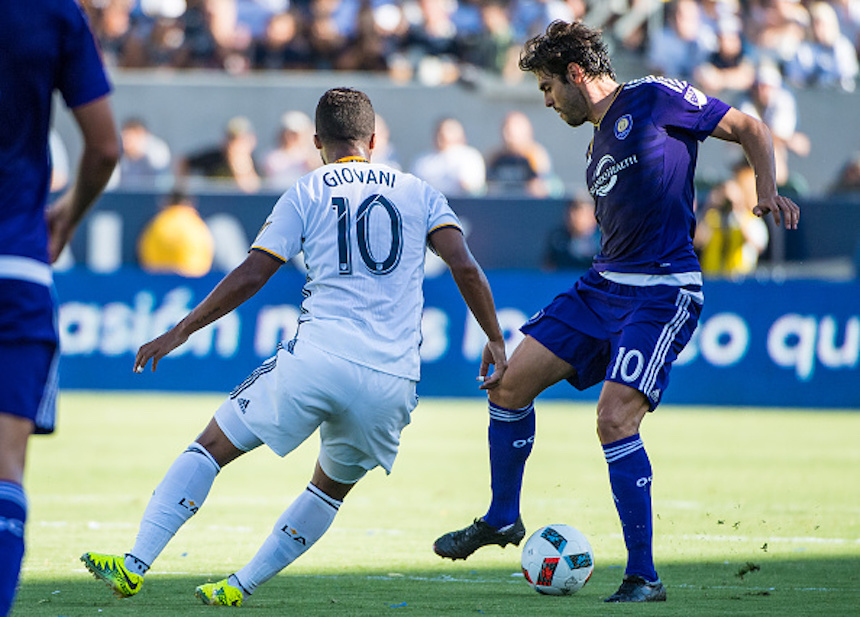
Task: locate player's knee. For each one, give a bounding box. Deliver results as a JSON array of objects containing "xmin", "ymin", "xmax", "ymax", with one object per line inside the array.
[
  {"xmin": 487, "ymin": 383, "xmax": 532, "ymax": 411},
  {"xmin": 313, "ymin": 457, "xmax": 361, "ymax": 501},
  {"xmin": 0, "ymin": 415, "xmax": 31, "ymax": 483},
  {"xmin": 196, "ymin": 416, "xmax": 248, "ymax": 466},
  {"xmin": 596, "ymin": 406, "xmax": 638, "ymax": 443}
]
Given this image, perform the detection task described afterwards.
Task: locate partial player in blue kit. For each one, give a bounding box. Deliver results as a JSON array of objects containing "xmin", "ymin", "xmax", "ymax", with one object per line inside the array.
[
  {"xmin": 0, "ymin": 2, "xmax": 119, "ymax": 615},
  {"xmin": 433, "ymin": 20, "xmax": 800, "ymax": 603}
]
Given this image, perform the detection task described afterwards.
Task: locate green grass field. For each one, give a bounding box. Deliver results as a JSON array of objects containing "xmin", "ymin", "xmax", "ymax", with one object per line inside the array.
[{"xmin": 13, "ymin": 392, "xmax": 860, "ymax": 616}]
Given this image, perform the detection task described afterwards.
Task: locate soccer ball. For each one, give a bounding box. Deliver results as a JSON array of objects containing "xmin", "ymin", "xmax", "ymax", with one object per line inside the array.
[{"xmin": 520, "ymin": 524, "xmax": 594, "ymax": 596}]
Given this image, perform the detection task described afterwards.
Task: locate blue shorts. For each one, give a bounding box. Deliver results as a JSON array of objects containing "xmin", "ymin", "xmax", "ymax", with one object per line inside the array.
[
  {"xmin": 520, "ymin": 269, "xmax": 702, "ymax": 409},
  {"xmin": 0, "ymin": 340, "xmax": 59, "ymax": 433},
  {"xmin": 0, "ymin": 279, "xmax": 58, "ymax": 344},
  {"xmin": 0, "ymin": 278, "xmax": 59, "ymax": 433}
]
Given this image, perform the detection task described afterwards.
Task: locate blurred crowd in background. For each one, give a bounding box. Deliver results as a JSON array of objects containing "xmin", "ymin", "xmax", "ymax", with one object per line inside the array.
[
  {"xmin": 75, "ymin": 0, "xmax": 860, "ymax": 196},
  {"xmin": 82, "ymin": 0, "xmax": 860, "ymax": 92},
  {"xmin": 62, "ymin": 0, "xmax": 860, "ymax": 278}
]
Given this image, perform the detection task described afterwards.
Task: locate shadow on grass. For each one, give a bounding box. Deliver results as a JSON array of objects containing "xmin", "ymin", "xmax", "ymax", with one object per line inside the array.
[{"xmin": 14, "ymin": 556, "xmax": 860, "ymax": 617}]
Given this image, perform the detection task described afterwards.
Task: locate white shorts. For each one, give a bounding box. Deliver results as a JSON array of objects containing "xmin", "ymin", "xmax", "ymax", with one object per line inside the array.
[{"xmin": 214, "ymin": 340, "xmax": 418, "ymax": 483}]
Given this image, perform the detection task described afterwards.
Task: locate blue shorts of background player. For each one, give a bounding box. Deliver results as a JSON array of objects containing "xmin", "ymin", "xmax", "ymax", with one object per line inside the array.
[
  {"xmin": 0, "ymin": 280, "xmax": 60, "ymax": 434},
  {"xmin": 0, "ymin": 342, "xmax": 58, "ymax": 432},
  {"xmin": 521, "ymin": 268, "xmax": 703, "ymax": 410}
]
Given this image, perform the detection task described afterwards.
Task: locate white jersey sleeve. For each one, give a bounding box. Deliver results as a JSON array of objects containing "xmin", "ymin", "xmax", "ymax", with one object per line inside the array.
[
  {"xmin": 251, "ymin": 185, "xmax": 305, "ymax": 263},
  {"xmin": 252, "ymin": 162, "xmax": 461, "ymax": 380}
]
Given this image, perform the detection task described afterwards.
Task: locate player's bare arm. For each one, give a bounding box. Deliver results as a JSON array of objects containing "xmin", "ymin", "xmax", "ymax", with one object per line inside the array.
[
  {"xmin": 710, "ymin": 107, "xmax": 800, "ymax": 230},
  {"xmin": 135, "ymin": 250, "xmax": 282, "ymax": 372},
  {"xmin": 429, "ymin": 226, "xmax": 507, "ymax": 389},
  {"xmin": 46, "ymin": 96, "xmax": 120, "ymax": 262}
]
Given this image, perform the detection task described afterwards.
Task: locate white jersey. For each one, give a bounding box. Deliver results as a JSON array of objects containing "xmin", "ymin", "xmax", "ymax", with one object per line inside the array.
[{"xmin": 252, "ymin": 159, "xmax": 461, "ymax": 380}]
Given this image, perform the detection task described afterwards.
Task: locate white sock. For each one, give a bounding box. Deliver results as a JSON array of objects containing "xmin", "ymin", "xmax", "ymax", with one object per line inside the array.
[
  {"xmin": 234, "ymin": 484, "xmax": 342, "ymax": 595},
  {"xmin": 128, "ymin": 443, "xmax": 221, "ymax": 570},
  {"xmin": 123, "ymin": 553, "xmax": 150, "ymax": 576}
]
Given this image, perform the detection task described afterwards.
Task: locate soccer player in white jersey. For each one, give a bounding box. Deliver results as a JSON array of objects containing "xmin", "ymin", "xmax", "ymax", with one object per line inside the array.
[
  {"xmin": 433, "ymin": 21, "xmax": 800, "ymax": 603},
  {"xmin": 81, "ymin": 88, "xmax": 507, "ymax": 606}
]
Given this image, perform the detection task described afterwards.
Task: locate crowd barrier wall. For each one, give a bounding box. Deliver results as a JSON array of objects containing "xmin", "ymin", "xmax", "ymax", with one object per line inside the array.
[
  {"xmin": 64, "ymin": 191, "xmax": 860, "ymax": 273},
  {"xmin": 53, "ymin": 70, "xmax": 860, "ymax": 197},
  {"xmin": 55, "ymin": 268, "xmax": 859, "ymax": 409}
]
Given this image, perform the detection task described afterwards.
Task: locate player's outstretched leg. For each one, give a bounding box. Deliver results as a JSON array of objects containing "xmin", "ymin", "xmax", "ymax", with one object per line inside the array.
[
  {"xmin": 81, "ymin": 442, "xmax": 221, "ymax": 598},
  {"xmin": 434, "ymin": 402, "xmax": 534, "ymax": 560},
  {"xmin": 129, "ymin": 442, "xmax": 222, "ymax": 569},
  {"xmin": 198, "ymin": 483, "xmax": 342, "ymax": 605},
  {"xmin": 80, "ymin": 553, "xmax": 144, "ymax": 598},
  {"xmin": 602, "ymin": 434, "xmax": 665, "ymax": 602}
]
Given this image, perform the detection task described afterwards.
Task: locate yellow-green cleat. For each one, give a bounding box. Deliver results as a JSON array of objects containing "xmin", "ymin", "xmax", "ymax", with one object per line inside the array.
[
  {"xmin": 80, "ymin": 552, "xmax": 143, "ymax": 598},
  {"xmin": 195, "ymin": 578, "xmax": 244, "ymax": 606}
]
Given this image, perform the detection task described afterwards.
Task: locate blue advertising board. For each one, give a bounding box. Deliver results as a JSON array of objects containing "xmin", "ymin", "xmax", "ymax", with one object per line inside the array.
[{"xmin": 54, "ymin": 269, "xmax": 859, "ymax": 409}]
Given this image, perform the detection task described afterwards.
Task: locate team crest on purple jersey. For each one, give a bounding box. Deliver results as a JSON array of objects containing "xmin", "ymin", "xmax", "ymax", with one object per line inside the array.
[{"xmin": 614, "ymin": 114, "xmax": 633, "ymax": 140}]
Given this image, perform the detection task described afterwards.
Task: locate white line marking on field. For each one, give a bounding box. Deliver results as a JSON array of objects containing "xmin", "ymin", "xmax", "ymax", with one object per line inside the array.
[
  {"xmin": 37, "ymin": 569, "xmax": 858, "ymax": 594},
  {"xmin": 37, "ymin": 520, "xmax": 860, "ymax": 546},
  {"xmin": 673, "ymin": 583, "xmax": 860, "ymax": 593},
  {"xmin": 361, "ymin": 576, "xmax": 860, "ymax": 593},
  {"xmin": 666, "ymin": 533, "xmax": 860, "ymax": 545},
  {"xmin": 365, "ymin": 575, "xmax": 521, "ymax": 585}
]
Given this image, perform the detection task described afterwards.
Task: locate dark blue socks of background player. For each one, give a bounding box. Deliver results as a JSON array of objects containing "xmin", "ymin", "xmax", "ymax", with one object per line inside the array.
[
  {"xmin": 0, "ymin": 480, "xmax": 27, "ymax": 616},
  {"xmin": 483, "ymin": 402, "xmax": 535, "ymax": 530},
  {"xmin": 603, "ymin": 434, "xmax": 658, "ymax": 582}
]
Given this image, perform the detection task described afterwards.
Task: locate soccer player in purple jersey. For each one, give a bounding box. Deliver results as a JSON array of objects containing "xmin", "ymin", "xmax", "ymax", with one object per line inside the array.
[
  {"xmin": 433, "ymin": 20, "xmax": 799, "ymax": 603},
  {"xmin": 0, "ymin": 3, "xmax": 119, "ymax": 614}
]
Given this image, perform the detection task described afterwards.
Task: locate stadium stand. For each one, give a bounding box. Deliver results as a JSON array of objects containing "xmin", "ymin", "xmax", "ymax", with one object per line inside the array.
[{"xmin": 57, "ymin": 0, "xmax": 859, "ymax": 277}]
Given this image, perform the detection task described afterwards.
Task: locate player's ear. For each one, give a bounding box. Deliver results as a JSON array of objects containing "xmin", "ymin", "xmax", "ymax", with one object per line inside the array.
[
  {"xmin": 566, "ymin": 62, "xmax": 584, "ymax": 84},
  {"xmin": 313, "ymin": 134, "xmax": 322, "ymax": 150},
  {"xmin": 368, "ymin": 133, "xmax": 376, "ymax": 152}
]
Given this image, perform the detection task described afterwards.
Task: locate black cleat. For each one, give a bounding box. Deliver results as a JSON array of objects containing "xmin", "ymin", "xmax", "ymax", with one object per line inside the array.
[
  {"xmin": 433, "ymin": 517, "xmax": 526, "ymax": 560},
  {"xmin": 604, "ymin": 575, "xmax": 667, "ymax": 602}
]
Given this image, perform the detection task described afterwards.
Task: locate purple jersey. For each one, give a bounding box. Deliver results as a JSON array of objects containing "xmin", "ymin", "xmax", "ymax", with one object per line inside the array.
[
  {"xmin": 0, "ymin": 1, "xmax": 111, "ymax": 345},
  {"xmin": 586, "ymin": 77, "xmax": 730, "ymax": 275},
  {"xmin": 0, "ymin": 1, "xmax": 111, "ymax": 266}
]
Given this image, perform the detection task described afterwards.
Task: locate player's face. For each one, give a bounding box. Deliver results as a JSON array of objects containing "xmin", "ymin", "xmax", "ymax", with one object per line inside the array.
[{"xmin": 537, "ymin": 72, "xmax": 589, "ymax": 128}]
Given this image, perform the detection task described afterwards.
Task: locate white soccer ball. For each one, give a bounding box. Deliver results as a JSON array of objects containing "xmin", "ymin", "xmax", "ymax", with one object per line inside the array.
[{"xmin": 520, "ymin": 524, "xmax": 594, "ymax": 596}]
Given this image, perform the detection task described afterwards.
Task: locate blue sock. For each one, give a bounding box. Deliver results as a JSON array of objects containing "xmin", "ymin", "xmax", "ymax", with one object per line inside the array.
[
  {"xmin": 603, "ymin": 434, "xmax": 657, "ymax": 582},
  {"xmin": 0, "ymin": 481, "xmax": 27, "ymax": 616},
  {"xmin": 483, "ymin": 402, "xmax": 535, "ymax": 529}
]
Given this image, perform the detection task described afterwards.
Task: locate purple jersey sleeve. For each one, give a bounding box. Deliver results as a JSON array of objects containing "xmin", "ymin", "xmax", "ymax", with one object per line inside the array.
[
  {"xmin": 650, "ymin": 79, "xmax": 731, "ymax": 141},
  {"xmin": 58, "ymin": 3, "xmax": 112, "ymax": 108}
]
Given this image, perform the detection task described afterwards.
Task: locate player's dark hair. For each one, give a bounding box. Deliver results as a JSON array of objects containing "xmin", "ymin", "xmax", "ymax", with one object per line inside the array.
[
  {"xmin": 519, "ymin": 20, "xmax": 615, "ymax": 82},
  {"xmin": 315, "ymin": 88, "xmax": 375, "ymax": 144}
]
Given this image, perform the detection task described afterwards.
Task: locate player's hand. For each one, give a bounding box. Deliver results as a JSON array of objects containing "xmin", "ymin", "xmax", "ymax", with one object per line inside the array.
[
  {"xmin": 134, "ymin": 328, "xmax": 188, "ymax": 373},
  {"xmin": 45, "ymin": 195, "xmax": 78, "ymax": 263},
  {"xmin": 753, "ymin": 194, "xmax": 800, "ymax": 230},
  {"xmin": 478, "ymin": 339, "xmax": 507, "ymax": 390}
]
